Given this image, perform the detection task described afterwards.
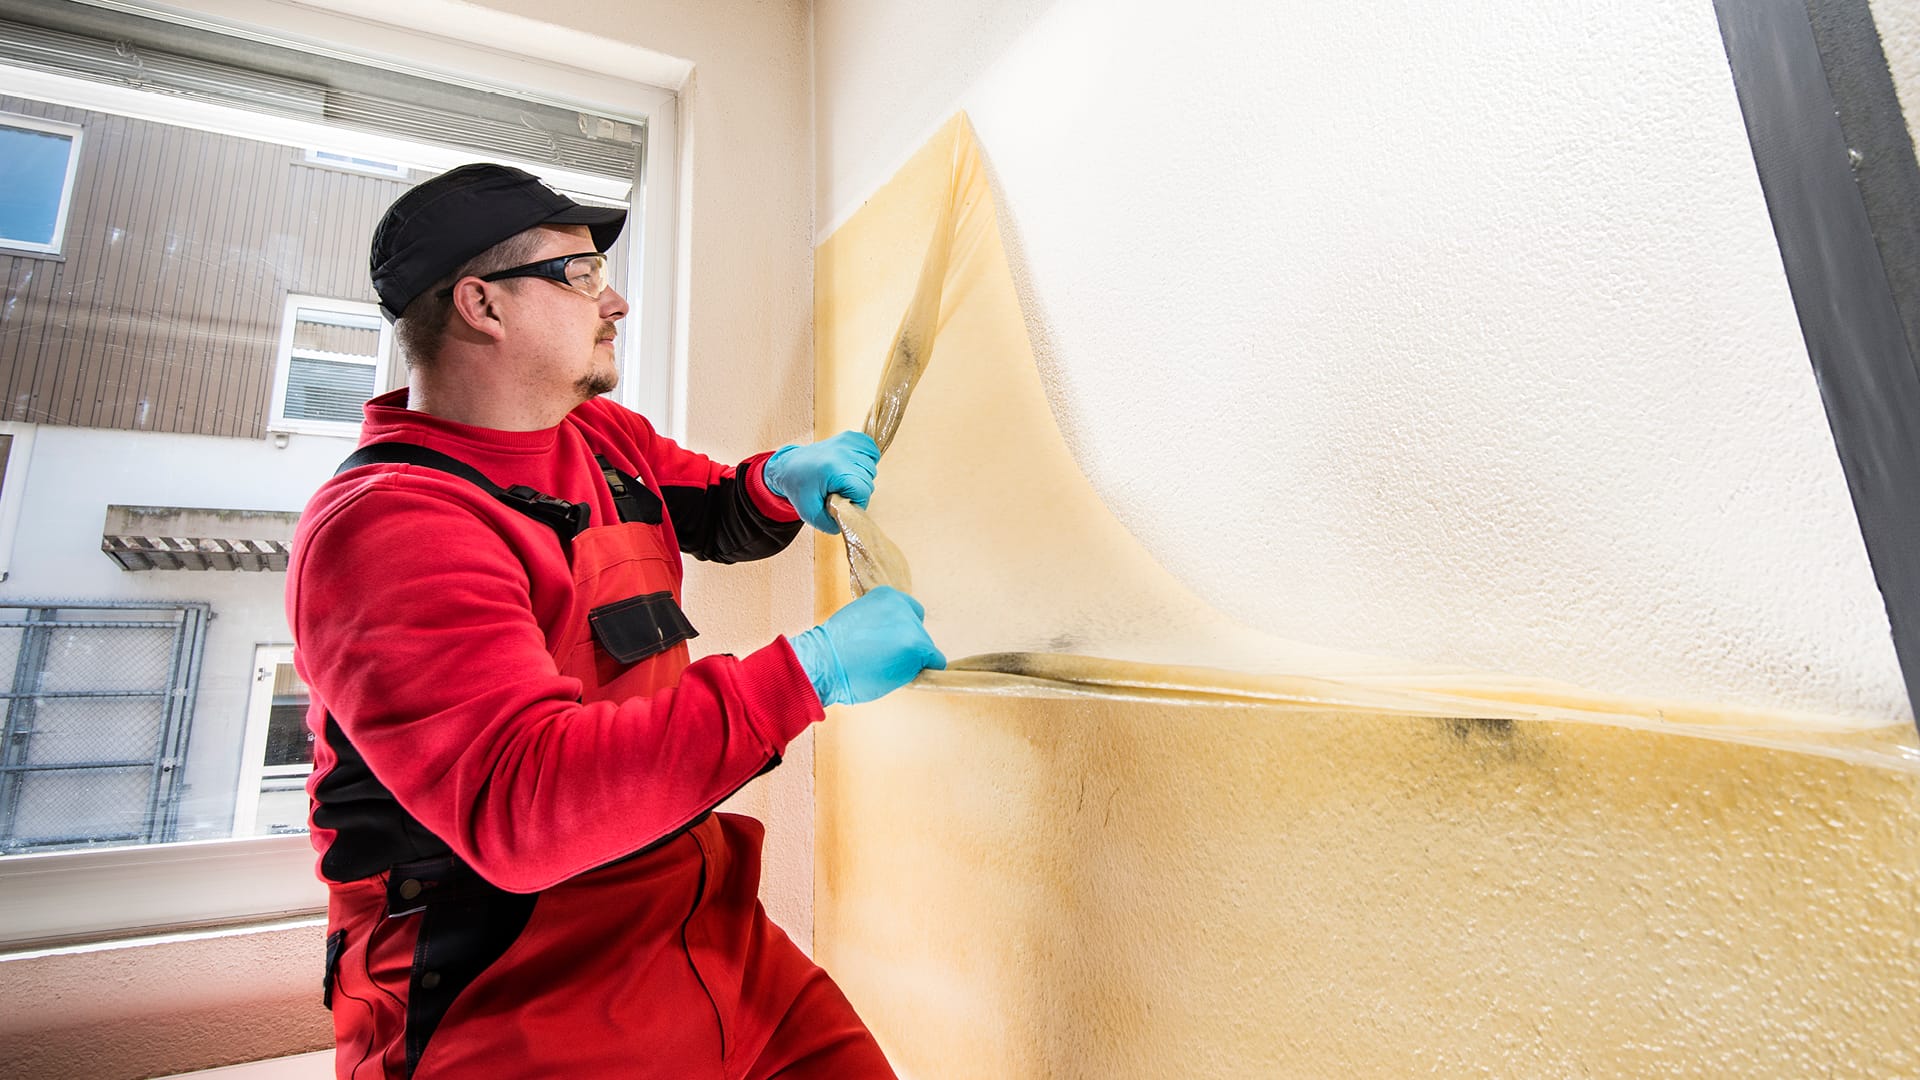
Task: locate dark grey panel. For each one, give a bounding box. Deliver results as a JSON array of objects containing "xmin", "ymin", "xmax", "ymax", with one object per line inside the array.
[{"xmin": 1713, "ymin": 0, "xmax": 1920, "ymax": 727}]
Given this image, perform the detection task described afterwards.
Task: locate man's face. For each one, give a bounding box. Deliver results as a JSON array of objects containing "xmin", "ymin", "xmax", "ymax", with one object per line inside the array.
[{"xmin": 494, "ymin": 223, "xmax": 628, "ymax": 402}]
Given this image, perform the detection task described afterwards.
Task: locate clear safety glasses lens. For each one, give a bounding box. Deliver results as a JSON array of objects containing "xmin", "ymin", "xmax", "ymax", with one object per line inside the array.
[{"xmin": 563, "ymin": 254, "xmax": 609, "ymax": 298}]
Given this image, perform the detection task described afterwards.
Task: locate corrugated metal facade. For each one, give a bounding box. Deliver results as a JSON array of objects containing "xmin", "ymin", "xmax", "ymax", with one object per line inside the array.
[
  {"xmin": 0, "ymin": 96, "xmax": 406, "ymax": 438},
  {"xmin": 0, "ymin": 96, "xmax": 631, "ymax": 441}
]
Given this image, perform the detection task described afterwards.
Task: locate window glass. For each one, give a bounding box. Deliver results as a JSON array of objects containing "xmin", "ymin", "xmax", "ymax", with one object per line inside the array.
[
  {"xmin": 263, "ymin": 703, "xmax": 313, "ymax": 770},
  {"xmin": 0, "ymin": 119, "xmax": 78, "ymax": 250},
  {"xmin": 263, "ymin": 663, "xmax": 314, "ymax": 771},
  {"xmin": 304, "ymin": 149, "xmax": 408, "ymax": 178},
  {"xmin": 0, "ymin": 33, "xmax": 635, "ymax": 859},
  {"xmin": 279, "ymin": 301, "xmax": 388, "ymax": 428},
  {"xmin": 286, "ymin": 358, "xmax": 375, "ymax": 423}
]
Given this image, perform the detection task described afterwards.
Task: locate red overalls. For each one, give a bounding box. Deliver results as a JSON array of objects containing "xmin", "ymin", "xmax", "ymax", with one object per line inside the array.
[{"xmin": 312, "ymin": 444, "xmax": 892, "ymax": 1080}]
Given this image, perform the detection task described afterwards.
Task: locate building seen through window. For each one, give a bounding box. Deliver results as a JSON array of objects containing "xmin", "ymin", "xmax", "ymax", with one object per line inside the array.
[{"xmin": 0, "ymin": 1, "xmax": 642, "ymax": 861}]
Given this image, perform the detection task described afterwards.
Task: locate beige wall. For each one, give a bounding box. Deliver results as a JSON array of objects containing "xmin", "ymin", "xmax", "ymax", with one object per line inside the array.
[
  {"xmin": 821, "ymin": 694, "xmax": 1920, "ymax": 1078},
  {"xmin": 0, "ymin": 922, "xmax": 333, "ymax": 1080},
  {"xmin": 1875, "ymin": 0, "xmax": 1920, "ymax": 131}
]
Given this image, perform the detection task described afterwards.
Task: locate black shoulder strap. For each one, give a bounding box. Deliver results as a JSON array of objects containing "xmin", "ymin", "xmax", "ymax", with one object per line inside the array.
[
  {"xmin": 594, "ymin": 454, "xmax": 663, "ymax": 525},
  {"xmin": 338, "ymin": 442, "xmax": 592, "ymax": 548}
]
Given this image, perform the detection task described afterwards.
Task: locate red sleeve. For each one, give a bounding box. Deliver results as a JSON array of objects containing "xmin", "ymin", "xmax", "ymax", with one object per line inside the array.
[
  {"xmin": 742, "ymin": 452, "xmax": 801, "ymax": 523},
  {"xmin": 291, "ymin": 477, "xmax": 822, "ymax": 892}
]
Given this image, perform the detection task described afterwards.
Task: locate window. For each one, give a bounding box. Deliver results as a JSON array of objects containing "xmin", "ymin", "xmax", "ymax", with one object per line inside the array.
[
  {"xmin": 303, "ymin": 148, "xmax": 407, "ymax": 178},
  {"xmin": 0, "ymin": 112, "xmax": 82, "ymax": 255},
  {"xmin": 0, "ymin": 603, "xmax": 207, "ymax": 854},
  {"xmin": 270, "ymin": 296, "xmax": 393, "ymax": 434},
  {"xmin": 0, "ymin": 0, "xmax": 676, "ymax": 950},
  {"xmin": 233, "ymin": 646, "xmax": 313, "ymax": 837}
]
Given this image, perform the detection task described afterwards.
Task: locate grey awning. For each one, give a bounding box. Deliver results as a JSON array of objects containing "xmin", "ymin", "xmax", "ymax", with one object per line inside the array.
[{"xmin": 102, "ymin": 505, "xmax": 300, "ymax": 572}]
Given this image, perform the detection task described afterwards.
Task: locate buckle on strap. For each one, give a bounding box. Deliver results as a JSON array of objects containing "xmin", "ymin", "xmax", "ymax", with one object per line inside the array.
[
  {"xmin": 337, "ymin": 442, "xmax": 592, "ymax": 550},
  {"xmin": 502, "ymin": 485, "xmax": 592, "ymax": 542},
  {"xmin": 595, "ymin": 454, "xmax": 663, "ymax": 525}
]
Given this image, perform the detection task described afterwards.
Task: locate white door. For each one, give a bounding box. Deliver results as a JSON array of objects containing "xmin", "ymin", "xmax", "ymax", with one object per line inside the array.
[{"xmin": 233, "ymin": 645, "xmax": 313, "ymax": 836}]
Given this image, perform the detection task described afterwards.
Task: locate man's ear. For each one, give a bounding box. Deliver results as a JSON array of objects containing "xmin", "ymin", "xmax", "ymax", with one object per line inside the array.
[{"xmin": 448, "ymin": 278, "xmax": 509, "ymax": 342}]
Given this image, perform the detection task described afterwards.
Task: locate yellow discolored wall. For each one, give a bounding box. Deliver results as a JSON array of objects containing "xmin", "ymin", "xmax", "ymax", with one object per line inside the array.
[
  {"xmin": 822, "ymin": 695, "xmax": 1920, "ymax": 1077},
  {"xmin": 813, "ymin": 116, "xmax": 1920, "ymax": 1078}
]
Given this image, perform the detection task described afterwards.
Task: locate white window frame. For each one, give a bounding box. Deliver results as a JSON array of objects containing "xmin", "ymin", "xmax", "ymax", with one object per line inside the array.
[
  {"xmin": 232, "ymin": 644, "xmax": 311, "ymax": 837},
  {"xmin": 0, "ymin": 112, "xmax": 84, "ymax": 256},
  {"xmin": 0, "ymin": 421, "xmax": 37, "ymax": 584},
  {"xmin": 0, "ymin": 0, "xmax": 682, "ymax": 951},
  {"xmin": 267, "ymin": 295, "xmax": 393, "ymax": 436}
]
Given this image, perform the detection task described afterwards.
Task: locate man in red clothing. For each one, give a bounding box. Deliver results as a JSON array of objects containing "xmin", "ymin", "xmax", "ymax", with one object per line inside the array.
[{"xmin": 288, "ymin": 164, "xmax": 944, "ymax": 1079}]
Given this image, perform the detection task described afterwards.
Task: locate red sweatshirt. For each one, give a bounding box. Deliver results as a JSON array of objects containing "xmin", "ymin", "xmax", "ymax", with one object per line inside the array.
[{"xmin": 287, "ymin": 389, "xmax": 820, "ymax": 892}]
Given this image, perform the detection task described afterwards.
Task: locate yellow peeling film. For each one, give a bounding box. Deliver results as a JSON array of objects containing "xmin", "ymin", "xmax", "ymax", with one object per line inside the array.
[
  {"xmin": 814, "ymin": 113, "xmax": 1920, "ymax": 1077},
  {"xmin": 829, "ymin": 496, "xmax": 913, "ymax": 597}
]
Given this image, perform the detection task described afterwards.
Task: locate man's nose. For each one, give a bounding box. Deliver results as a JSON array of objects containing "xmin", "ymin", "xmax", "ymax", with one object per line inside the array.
[{"xmin": 600, "ymin": 285, "xmax": 629, "ymax": 321}]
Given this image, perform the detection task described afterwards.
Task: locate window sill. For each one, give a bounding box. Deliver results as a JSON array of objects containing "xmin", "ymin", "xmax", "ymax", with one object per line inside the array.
[
  {"xmin": 161, "ymin": 1049, "xmax": 335, "ymax": 1078},
  {"xmin": 267, "ymin": 422, "xmax": 364, "ymax": 441},
  {"xmin": 0, "ymin": 833, "xmax": 325, "ymax": 951},
  {"xmin": 0, "ymin": 913, "xmax": 333, "ymax": 1076},
  {"xmin": 0, "ymin": 246, "xmax": 67, "ymax": 263}
]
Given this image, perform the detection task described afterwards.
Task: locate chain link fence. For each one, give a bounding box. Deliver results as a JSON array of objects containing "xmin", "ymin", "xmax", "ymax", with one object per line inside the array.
[{"xmin": 0, "ymin": 602, "xmax": 207, "ymax": 853}]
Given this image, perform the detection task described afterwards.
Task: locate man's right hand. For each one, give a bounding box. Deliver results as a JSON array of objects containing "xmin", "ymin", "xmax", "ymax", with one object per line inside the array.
[{"xmin": 788, "ymin": 586, "xmax": 946, "ymax": 707}]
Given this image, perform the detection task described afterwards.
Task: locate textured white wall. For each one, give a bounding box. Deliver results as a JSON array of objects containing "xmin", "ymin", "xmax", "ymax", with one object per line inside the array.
[
  {"xmin": 815, "ymin": 0, "xmax": 1908, "ymax": 723},
  {"xmin": 1876, "ymin": 0, "xmax": 1920, "ymax": 126}
]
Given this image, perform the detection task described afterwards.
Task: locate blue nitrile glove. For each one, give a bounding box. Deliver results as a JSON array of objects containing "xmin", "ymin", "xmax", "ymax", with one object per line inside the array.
[
  {"xmin": 763, "ymin": 431, "xmax": 879, "ymax": 534},
  {"xmin": 788, "ymin": 586, "xmax": 947, "ymax": 707}
]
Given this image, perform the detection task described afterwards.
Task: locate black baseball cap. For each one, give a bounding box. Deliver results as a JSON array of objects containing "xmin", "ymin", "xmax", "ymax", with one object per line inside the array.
[{"xmin": 369, "ymin": 163, "xmax": 627, "ymax": 320}]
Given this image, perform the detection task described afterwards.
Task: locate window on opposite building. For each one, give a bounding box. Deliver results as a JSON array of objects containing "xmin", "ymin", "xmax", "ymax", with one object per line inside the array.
[
  {"xmin": 270, "ymin": 296, "xmax": 392, "ymax": 434},
  {"xmin": 0, "ymin": 112, "xmax": 82, "ymax": 255},
  {"xmin": 302, "ymin": 148, "xmax": 408, "ymax": 179}
]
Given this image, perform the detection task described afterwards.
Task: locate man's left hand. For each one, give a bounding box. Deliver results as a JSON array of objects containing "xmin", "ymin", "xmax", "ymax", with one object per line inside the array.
[{"xmin": 763, "ymin": 431, "xmax": 879, "ymax": 534}]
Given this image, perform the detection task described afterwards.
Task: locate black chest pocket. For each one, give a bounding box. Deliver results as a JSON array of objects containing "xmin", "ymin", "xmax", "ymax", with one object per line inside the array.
[{"xmin": 588, "ymin": 591, "xmax": 699, "ymax": 664}]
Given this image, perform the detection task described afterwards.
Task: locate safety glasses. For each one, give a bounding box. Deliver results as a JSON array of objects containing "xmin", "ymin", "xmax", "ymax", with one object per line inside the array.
[{"xmin": 437, "ymin": 251, "xmax": 610, "ymax": 301}]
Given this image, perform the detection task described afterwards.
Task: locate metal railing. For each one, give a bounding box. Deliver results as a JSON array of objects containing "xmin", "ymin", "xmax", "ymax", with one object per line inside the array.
[{"xmin": 0, "ymin": 601, "xmax": 208, "ymax": 853}]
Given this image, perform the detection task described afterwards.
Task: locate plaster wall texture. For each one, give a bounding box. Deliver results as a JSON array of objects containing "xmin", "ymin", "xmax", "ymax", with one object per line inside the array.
[
  {"xmin": 810, "ymin": 103, "xmax": 1920, "ymax": 1080},
  {"xmin": 813, "ymin": 0, "xmax": 1906, "ymax": 724},
  {"xmin": 0, "ymin": 921, "xmax": 332, "ymax": 1078},
  {"xmin": 1876, "ymin": 0, "xmax": 1920, "ymax": 128},
  {"xmin": 821, "ymin": 693, "xmax": 1920, "ymax": 1078}
]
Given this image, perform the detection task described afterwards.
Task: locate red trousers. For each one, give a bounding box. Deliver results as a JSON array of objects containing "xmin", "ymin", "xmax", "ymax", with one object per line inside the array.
[{"xmin": 327, "ymin": 814, "xmax": 892, "ymax": 1079}]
